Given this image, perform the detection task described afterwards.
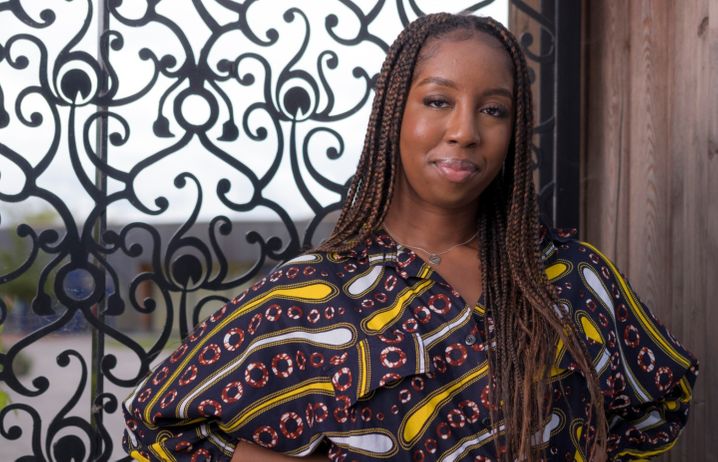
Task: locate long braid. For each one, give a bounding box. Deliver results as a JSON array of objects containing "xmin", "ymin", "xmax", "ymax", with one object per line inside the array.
[
  {"xmin": 320, "ymin": 14, "xmax": 447, "ymax": 251},
  {"xmin": 320, "ymin": 13, "xmax": 607, "ymax": 461}
]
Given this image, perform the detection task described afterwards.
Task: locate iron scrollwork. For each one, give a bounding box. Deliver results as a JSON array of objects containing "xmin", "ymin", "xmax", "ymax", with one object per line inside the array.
[{"xmin": 0, "ymin": 1, "xmax": 572, "ymax": 460}]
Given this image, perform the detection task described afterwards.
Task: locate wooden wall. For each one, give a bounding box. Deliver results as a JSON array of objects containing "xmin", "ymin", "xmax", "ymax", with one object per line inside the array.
[{"xmin": 584, "ymin": 1, "xmax": 717, "ymax": 460}]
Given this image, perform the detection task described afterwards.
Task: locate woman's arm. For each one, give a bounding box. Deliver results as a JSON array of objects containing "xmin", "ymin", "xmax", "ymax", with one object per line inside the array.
[
  {"xmin": 230, "ymin": 441, "xmax": 327, "ymax": 462},
  {"xmin": 575, "ymin": 241, "xmax": 699, "ymax": 459}
]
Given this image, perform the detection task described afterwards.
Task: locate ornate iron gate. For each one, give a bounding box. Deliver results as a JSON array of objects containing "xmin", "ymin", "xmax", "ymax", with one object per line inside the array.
[{"xmin": 0, "ymin": 1, "xmax": 579, "ymax": 460}]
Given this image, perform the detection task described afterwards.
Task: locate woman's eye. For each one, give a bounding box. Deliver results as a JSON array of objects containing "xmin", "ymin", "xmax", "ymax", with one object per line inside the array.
[
  {"xmin": 482, "ymin": 105, "xmax": 509, "ymax": 118},
  {"xmin": 424, "ymin": 97, "xmax": 450, "ymax": 108}
]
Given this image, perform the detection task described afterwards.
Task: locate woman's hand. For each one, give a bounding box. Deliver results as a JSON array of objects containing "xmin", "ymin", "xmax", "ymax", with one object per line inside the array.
[{"xmin": 231, "ymin": 440, "xmax": 327, "ymax": 462}]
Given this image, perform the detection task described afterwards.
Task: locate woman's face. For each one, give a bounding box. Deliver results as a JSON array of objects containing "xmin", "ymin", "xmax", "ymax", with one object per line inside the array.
[{"xmin": 396, "ymin": 32, "xmax": 514, "ymax": 212}]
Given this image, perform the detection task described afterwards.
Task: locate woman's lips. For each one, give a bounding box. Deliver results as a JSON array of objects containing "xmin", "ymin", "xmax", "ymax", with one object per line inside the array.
[{"xmin": 432, "ymin": 159, "xmax": 479, "ymax": 183}]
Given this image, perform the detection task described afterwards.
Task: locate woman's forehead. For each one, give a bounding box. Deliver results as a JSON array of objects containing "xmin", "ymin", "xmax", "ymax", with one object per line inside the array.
[{"xmin": 415, "ymin": 30, "xmax": 513, "ymax": 76}]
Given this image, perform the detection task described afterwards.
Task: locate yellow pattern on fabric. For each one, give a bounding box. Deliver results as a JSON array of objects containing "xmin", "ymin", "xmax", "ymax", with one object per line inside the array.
[
  {"xmin": 357, "ymin": 339, "xmax": 370, "ymax": 399},
  {"xmin": 149, "ymin": 441, "xmax": 175, "ymax": 461},
  {"xmin": 177, "ymin": 323, "xmax": 356, "ymax": 419},
  {"xmin": 545, "ymin": 261, "xmax": 572, "ymax": 281},
  {"xmin": 399, "ymin": 362, "xmax": 489, "ymax": 448},
  {"xmin": 578, "ymin": 312, "xmax": 604, "ymax": 344},
  {"xmin": 362, "ymin": 279, "xmax": 434, "ymax": 334},
  {"xmin": 571, "ymin": 421, "xmax": 586, "ymax": 462},
  {"xmin": 550, "ymin": 336, "xmax": 567, "ymax": 377},
  {"xmin": 418, "ymin": 263, "xmax": 432, "ymax": 279},
  {"xmin": 222, "ymin": 377, "xmax": 335, "ymax": 431},
  {"xmin": 616, "ymin": 439, "xmax": 679, "ymax": 458},
  {"xmin": 580, "ymin": 242, "xmax": 692, "ymax": 369},
  {"xmin": 677, "ymin": 376, "xmax": 692, "ymax": 402},
  {"xmin": 143, "ymin": 280, "xmax": 338, "ymax": 423},
  {"xmin": 130, "ymin": 450, "xmax": 150, "ymax": 462}
]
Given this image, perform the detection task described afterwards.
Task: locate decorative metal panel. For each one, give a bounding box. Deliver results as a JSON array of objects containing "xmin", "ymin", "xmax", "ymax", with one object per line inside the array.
[{"xmin": 0, "ymin": 1, "xmax": 572, "ymax": 460}]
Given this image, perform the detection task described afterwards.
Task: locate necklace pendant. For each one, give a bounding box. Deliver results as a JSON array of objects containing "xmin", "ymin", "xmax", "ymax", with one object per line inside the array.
[{"xmin": 428, "ymin": 254, "xmax": 441, "ymax": 265}]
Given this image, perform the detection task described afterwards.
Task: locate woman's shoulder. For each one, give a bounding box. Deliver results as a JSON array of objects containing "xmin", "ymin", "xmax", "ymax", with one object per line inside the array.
[
  {"xmin": 539, "ymin": 226, "xmax": 623, "ymax": 285},
  {"xmin": 223, "ymin": 242, "xmax": 379, "ymax": 325},
  {"xmin": 542, "ymin": 225, "xmax": 698, "ymax": 386},
  {"xmin": 540, "ymin": 226, "xmax": 593, "ymax": 263},
  {"xmin": 539, "ymin": 225, "xmax": 633, "ymax": 321}
]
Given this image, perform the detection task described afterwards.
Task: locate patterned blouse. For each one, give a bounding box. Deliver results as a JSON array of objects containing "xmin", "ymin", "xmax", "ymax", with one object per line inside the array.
[{"xmin": 122, "ymin": 228, "xmax": 698, "ymax": 461}]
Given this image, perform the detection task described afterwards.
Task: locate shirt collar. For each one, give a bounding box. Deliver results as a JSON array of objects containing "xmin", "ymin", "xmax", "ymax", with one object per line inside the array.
[{"xmin": 353, "ymin": 228, "xmax": 437, "ymax": 281}]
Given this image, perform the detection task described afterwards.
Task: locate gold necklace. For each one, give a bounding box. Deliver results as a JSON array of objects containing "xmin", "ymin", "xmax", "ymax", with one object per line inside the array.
[{"xmin": 383, "ymin": 225, "xmax": 479, "ymax": 266}]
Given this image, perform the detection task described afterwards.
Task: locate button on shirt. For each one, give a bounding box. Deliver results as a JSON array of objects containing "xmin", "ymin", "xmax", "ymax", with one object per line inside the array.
[{"xmin": 122, "ymin": 228, "xmax": 698, "ymax": 461}]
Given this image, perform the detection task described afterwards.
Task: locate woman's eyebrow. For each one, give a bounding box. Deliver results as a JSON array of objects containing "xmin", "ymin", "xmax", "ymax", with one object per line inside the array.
[
  {"xmin": 415, "ymin": 77, "xmax": 513, "ymax": 99},
  {"xmin": 416, "ymin": 76, "xmax": 457, "ymax": 89},
  {"xmin": 482, "ymin": 87, "xmax": 513, "ymax": 99}
]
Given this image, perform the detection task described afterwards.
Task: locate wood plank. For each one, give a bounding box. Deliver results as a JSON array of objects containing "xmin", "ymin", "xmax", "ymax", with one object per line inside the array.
[
  {"xmin": 626, "ymin": 0, "xmax": 671, "ymax": 314},
  {"xmin": 584, "ymin": 0, "xmax": 714, "ymax": 460},
  {"xmin": 664, "ymin": 0, "xmax": 710, "ymax": 460},
  {"xmin": 669, "ymin": 0, "xmax": 718, "ymax": 461},
  {"xmin": 584, "ymin": 1, "xmax": 631, "ymax": 261}
]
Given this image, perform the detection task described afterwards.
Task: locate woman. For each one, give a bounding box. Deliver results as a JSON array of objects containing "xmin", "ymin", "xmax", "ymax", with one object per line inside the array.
[{"xmin": 123, "ymin": 13, "xmax": 698, "ymax": 462}]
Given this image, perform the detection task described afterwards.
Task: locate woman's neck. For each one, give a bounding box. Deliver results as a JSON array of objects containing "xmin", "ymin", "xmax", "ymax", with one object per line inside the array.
[{"xmin": 382, "ymin": 197, "xmax": 478, "ymax": 251}]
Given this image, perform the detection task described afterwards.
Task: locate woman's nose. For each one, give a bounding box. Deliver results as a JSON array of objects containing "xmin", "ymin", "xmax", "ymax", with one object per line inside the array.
[{"xmin": 445, "ymin": 106, "xmax": 480, "ymax": 147}]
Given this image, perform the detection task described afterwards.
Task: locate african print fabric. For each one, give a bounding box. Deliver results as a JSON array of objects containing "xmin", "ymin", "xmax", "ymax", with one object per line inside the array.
[{"xmin": 122, "ymin": 228, "xmax": 698, "ymax": 461}]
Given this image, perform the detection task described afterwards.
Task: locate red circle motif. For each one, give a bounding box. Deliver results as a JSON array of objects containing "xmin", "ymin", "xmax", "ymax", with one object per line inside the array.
[
  {"xmin": 245, "ymin": 362, "xmax": 269, "ymax": 388},
  {"xmin": 458, "ymin": 400, "xmax": 480, "ymax": 423},
  {"xmin": 381, "ymin": 346, "xmax": 407, "ymax": 369},
  {"xmin": 159, "ymin": 390, "xmax": 177, "ymax": 409},
  {"xmin": 445, "ymin": 343, "xmax": 468, "ymax": 367},
  {"xmin": 296, "ymin": 350, "xmax": 307, "ymax": 370},
  {"xmin": 152, "ymin": 366, "xmax": 169, "ymax": 385},
  {"xmin": 271, "ymin": 353, "xmax": 294, "ymax": 378},
  {"xmin": 330, "ymin": 352, "xmax": 348, "ymax": 366},
  {"xmin": 402, "ymin": 318, "xmax": 418, "ymax": 333},
  {"xmin": 169, "ymin": 344, "xmax": 188, "ymax": 363},
  {"xmin": 379, "ymin": 329, "xmax": 405, "ymax": 344},
  {"xmin": 287, "ymin": 305, "xmax": 303, "ymax": 319},
  {"xmin": 265, "ymin": 304, "xmax": 282, "ymax": 321},
  {"xmin": 209, "ymin": 306, "xmax": 227, "ymax": 323},
  {"xmin": 324, "ymin": 306, "xmax": 336, "ymax": 319},
  {"xmin": 436, "ymin": 421, "xmax": 452, "ymax": 440},
  {"xmin": 223, "ymin": 327, "xmax": 245, "ymax": 352},
  {"xmin": 221, "ymin": 381, "xmax": 243, "ymax": 403},
  {"xmin": 623, "ymin": 325, "xmax": 640, "ymax": 348},
  {"xmin": 198, "ymin": 344, "xmax": 221, "ymax": 365},
  {"xmin": 191, "ymin": 448, "xmax": 211, "ymax": 462},
  {"xmin": 279, "ymin": 411, "xmax": 304, "ymax": 439},
  {"xmin": 253, "ymin": 425, "xmax": 278, "ymax": 448},
  {"xmin": 637, "ymin": 347, "xmax": 656, "ymax": 373},
  {"xmin": 313, "ymin": 402, "xmax": 328, "ymax": 423},
  {"xmin": 310, "ymin": 352, "xmax": 325, "ymax": 368},
  {"xmin": 332, "ymin": 367, "xmax": 353, "ymax": 392},
  {"xmin": 307, "ymin": 309, "xmax": 321, "ymax": 324},
  {"xmin": 198, "ymin": 399, "xmax": 222, "ymax": 417},
  {"xmin": 447, "ymin": 409, "xmax": 466, "ymax": 428},
  {"xmin": 248, "ymin": 313, "xmax": 263, "ymax": 335},
  {"xmin": 379, "ymin": 372, "xmax": 401, "ymax": 386},
  {"xmin": 428, "ymin": 294, "xmax": 451, "ymax": 315},
  {"xmin": 655, "ymin": 366, "xmax": 674, "ymax": 392},
  {"xmin": 399, "ymin": 388, "xmax": 412, "ymax": 403},
  {"xmin": 179, "ymin": 364, "xmax": 198, "ymax": 386}
]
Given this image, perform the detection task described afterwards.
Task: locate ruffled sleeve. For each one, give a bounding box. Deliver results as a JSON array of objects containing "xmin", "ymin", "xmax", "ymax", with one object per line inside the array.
[
  {"xmin": 122, "ymin": 269, "xmax": 349, "ymax": 461},
  {"xmin": 569, "ymin": 241, "xmax": 699, "ymax": 461}
]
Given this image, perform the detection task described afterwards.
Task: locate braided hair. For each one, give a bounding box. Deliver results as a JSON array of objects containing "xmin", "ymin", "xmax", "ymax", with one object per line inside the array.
[{"xmin": 320, "ymin": 12, "xmax": 607, "ymax": 461}]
